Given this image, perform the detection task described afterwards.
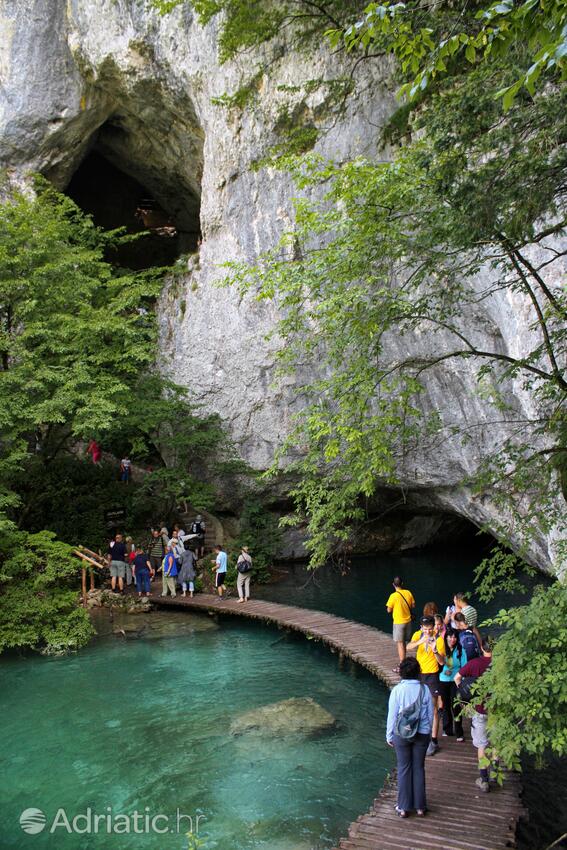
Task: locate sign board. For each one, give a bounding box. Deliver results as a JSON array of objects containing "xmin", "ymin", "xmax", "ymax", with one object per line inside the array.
[{"xmin": 104, "ymin": 507, "xmax": 127, "ymax": 527}]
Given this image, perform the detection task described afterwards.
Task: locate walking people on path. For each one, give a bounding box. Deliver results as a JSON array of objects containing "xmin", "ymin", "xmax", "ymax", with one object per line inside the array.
[
  {"xmin": 455, "ymin": 637, "xmax": 494, "ymax": 792},
  {"xmin": 191, "ymin": 515, "xmax": 206, "ymax": 558},
  {"xmin": 125, "ymin": 536, "xmax": 136, "ymax": 587},
  {"xmin": 386, "ymin": 577, "xmax": 415, "ymax": 672},
  {"xmin": 161, "ymin": 544, "xmax": 178, "ymax": 598},
  {"xmin": 211, "ymin": 545, "xmax": 227, "ymax": 598},
  {"xmin": 438, "ymin": 627, "xmax": 466, "ymax": 741},
  {"xmin": 120, "ymin": 456, "xmax": 131, "ymax": 483},
  {"xmin": 386, "ymin": 656, "xmax": 433, "ymax": 818},
  {"xmin": 454, "ymin": 592, "xmax": 482, "ymax": 643},
  {"xmin": 107, "ymin": 532, "xmax": 127, "ymax": 593},
  {"xmin": 454, "ymin": 613, "xmax": 481, "ymax": 661},
  {"xmin": 132, "ymin": 545, "xmax": 154, "ymax": 597},
  {"xmin": 236, "ymin": 546, "xmax": 253, "ymax": 602},
  {"xmin": 178, "ymin": 544, "xmax": 197, "ymax": 597},
  {"xmin": 407, "ymin": 616, "xmax": 445, "ymax": 756},
  {"xmin": 169, "ymin": 529, "xmax": 184, "ymax": 564},
  {"xmin": 86, "ymin": 438, "xmax": 101, "ymax": 464},
  {"xmin": 148, "ymin": 529, "xmax": 166, "ymax": 579}
]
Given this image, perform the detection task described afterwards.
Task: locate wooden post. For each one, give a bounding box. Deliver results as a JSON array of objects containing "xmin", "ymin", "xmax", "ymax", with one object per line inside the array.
[
  {"xmin": 89, "ymin": 567, "xmax": 95, "ymax": 591},
  {"xmin": 81, "ymin": 566, "xmax": 87, "ymax": 607}
]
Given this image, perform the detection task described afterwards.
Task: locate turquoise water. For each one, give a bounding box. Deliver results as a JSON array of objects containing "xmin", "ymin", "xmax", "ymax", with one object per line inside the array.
[
  {"xmin": 257, "ymin": 548, "xmax": 543, "ymax": 629},
  {"xmin": 0, "ymin": 610, "xmax": 393, "ymax": 850}
]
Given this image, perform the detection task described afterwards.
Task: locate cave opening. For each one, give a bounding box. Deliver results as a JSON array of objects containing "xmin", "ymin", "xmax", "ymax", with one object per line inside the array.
[{"xmin": 63, "ymin": 114, "xmax": 202, "ymax": 271}]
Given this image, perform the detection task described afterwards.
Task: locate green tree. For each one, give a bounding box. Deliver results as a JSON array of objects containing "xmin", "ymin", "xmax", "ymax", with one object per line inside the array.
[{"xmin": 0, "ymin": 182, "xmax": 235, "ymax": 652}]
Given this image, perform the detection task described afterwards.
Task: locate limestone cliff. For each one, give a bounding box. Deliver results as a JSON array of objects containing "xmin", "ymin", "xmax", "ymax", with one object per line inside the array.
[{"xmin": 0, "ymin": 0, "xmax": 563, "ymax": 571}]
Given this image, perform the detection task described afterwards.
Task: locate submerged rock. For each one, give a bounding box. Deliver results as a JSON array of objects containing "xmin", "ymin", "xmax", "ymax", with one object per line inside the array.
[{"xmin": 230, "ymin": 697, "xmax": 336, "ymax": 739}]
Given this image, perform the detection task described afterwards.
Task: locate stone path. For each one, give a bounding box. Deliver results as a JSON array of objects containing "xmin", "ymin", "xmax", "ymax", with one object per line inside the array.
[{"xmin": 151, "ymin": 592, "xmax": 525, "ymax": 850}]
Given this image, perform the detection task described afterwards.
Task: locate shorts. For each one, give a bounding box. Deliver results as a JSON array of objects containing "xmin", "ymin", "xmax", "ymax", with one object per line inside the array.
[
  {"xmin": 392, "ymin": 622, "xmax": 412, "ymax": 642},
  {"xmin": 471, "ymin": 711, "xmax": 489, "ymax": 749},
  {"xmin": 215, "ymin": 571, "xmax": 226, "ymax": 588},
  {"xmin": 420, "ymin": 672, "xmax": 440, "ymax": 697},
  {"xmin": 110, "ymin": 560, "xmax": 126, "ymax": 579}
]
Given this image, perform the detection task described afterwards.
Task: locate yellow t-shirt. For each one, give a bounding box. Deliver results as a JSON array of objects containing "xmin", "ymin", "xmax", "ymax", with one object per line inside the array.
[
  {"xmin": 411, "ymin": 630, "xmax": 445, "ymax": 674},
  {"xmin": 386, "ymin": 589, "xmax": 415, "ymax": 624}
]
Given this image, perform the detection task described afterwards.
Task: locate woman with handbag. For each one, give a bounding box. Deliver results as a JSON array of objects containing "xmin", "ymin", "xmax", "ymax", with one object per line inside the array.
[{"xmin": 236, "ymin": 546, "xmax": 253, "ymax": 603}]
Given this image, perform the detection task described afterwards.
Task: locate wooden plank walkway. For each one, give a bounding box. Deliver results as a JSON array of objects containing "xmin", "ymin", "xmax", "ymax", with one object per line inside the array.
[{"xmin": 151, "ymin": 592, "xmax": 525, "ymax": 850}]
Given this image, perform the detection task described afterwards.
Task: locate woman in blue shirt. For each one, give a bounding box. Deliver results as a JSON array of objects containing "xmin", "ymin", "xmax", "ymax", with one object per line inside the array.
[
  {"xmin": 438, "ymin": 627, "xmax": 466, "ymax": 741},
  {"xmin": 386, "ymin": 656, "xmax": 433, "ymax": 818}
]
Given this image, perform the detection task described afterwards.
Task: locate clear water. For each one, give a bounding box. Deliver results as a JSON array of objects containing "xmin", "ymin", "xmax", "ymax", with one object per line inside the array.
[
  {"xmin": 0, "ymin": 610, "xmax": 393, "ymax": 850},
  {"xmin": 257, "ymin": 548, "xmax": 544, "ymax": 630}
]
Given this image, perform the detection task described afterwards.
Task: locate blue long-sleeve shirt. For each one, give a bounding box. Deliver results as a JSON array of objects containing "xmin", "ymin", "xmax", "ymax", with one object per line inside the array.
[{"xmin": 386, "ymin": 679, "xmax": 434, "ymax": 744}]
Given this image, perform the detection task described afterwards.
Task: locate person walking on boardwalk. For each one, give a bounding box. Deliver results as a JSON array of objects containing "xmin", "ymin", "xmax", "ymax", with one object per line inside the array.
[
  {"xmin": 236, "ymin": 546, "xmax": 253, "ymax": 603},
  {"xmin": 386, "ymin": 577, "xmax": 415, "ymax": 672},
  {"xmin": 107, "ymin": 532, "xmax": 126, "ymax": 593},
  {"xmin": 455, "ymin": 637, "xmax": 493, "ymax": 792},
  {"xmin": 191, "ymin": 515, "xmax": 206, "ymax": 558},
  {"xmin": 438, "ymin": 628, "xmax": 466, "ymax": 741},
  {"xmin": 211, "ymin": 545, "xmax": 227, "ymax": 598},
  {"xmin": 386, "ymin": 656, "xmax": 433, "ymax": 818},
  {"xmin": 454, "ymin": 592, "xmax": 482, "ymax": 644},
  {"xmin": 407, "ymin": 616, "xmax": 445, "ymax": 756},
  {"xmin": 148, "ymin": 528, "xmax": 165, "ymax": 580},
  {"xmin": 132, "ymin": 545, "xmax": 154, "ymax": 598},
  {"xmin": 454, "ymin": 612, "xmax": 481, "ymax": 661},
  {"xmin": 161, "ymin": 544, "xmax": 178, "ymax": 598},
  {"xmin": 178, "ymin": 543, "xmax": 197, "ymax": 597}
]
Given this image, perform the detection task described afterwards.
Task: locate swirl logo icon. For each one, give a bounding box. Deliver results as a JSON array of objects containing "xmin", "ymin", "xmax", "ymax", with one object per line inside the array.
[{"xmin": 19, "ymin": 808, "xmax": 46, "ymax": 834}]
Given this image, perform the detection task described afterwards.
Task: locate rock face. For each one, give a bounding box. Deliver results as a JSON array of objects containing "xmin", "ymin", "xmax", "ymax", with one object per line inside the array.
[
  {"xmin": 0, "ymin": 1, "xmax": 563, "ymax": 572},
  {"xmin": 229, "ymin": 697, "xmax": 336, "ymax": 739}
]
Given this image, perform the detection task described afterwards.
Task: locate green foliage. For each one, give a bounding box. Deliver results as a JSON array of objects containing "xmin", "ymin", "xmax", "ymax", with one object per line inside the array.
[
  {"xmin": 228, "ymin": 62, "xmax": 567, "ymax": 566},
  {"xmin": 474, "ymin": 584, "xmax": 567, "ymax": 767},
  {"xmin": 337, "ymin": 0, "xmax": 567, "ymax": 105},
  {"xmin": 0, "ymin": 182, "xmax": 237, "ymax": 651},
  {"xmin": 227, "ymin": 498, "xmax": 282, "ymax": 583},
  {"xmin": 0, "ymin": 530, "xmax": 93, "ymax": 653}
]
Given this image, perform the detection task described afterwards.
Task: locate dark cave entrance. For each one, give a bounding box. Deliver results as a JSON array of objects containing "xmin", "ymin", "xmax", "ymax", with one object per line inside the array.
[{"xmin": 65, "ymin": 150, "xmax": 201, "ymax": 271}]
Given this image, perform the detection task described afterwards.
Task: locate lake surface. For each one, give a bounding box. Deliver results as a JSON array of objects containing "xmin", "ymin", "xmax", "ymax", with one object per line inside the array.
[
  {"xmin": 257, "ymin": 547, "xmax": 540, "ymax": 630},
  {"xmin": 0, "ymin": 610, "xmax": 393, "ymax": 850}
]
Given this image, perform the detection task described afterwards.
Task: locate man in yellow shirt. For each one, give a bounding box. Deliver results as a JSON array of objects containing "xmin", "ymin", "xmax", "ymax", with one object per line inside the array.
[
  {"xmin": 407, "ymin": 616, "xmax": 445, "ymax": 756},
  {"xmin": 386, "ymin": 576, "xmax": 415, "ymax": 671}
]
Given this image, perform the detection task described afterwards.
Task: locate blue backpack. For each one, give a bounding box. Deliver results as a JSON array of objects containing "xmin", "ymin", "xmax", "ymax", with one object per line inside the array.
[
  {"xmin": 460, "ymin": 630, "xmax": 480, "ymax": 661},
  {"xmin": 395, "ymin": 685, "xmax": 427, "ymax": 740}
]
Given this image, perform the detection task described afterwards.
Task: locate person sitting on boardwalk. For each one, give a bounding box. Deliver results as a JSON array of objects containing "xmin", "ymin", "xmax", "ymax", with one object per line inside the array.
[
  {"xmin": 438, "ymin": 628, "xmax": 466, "ymax": 742},
  {"xmin": 161, "ymin": 544, "xmax": 178, "ymax": 598},
  {"xmin": 407, "ymin": 616, "xmax": 445, "ymax": 756},
  {"xmin": 132, "ymin": 545, "xmax": 153, "ymax": 598},
  {"xmin": 386, "ymin": 656, "xmax": 433, "ymax": 818},
  {"xmin": 386, "ymin": 577, "xmax": 415, "ymax": 673},
  {"xmin": 178, "ymin": 543, "xmax": 197, "ymax": 598},
  {"xmin": 236, "ymin": 546, "xmax": 253, "ymax": 603},
  {"xmin": 211, "ymin": 545, "xmax": 227, "ymax": 598},
  {"xmin": 455, "ymin": 637, "xmax": 493, "ymax": 792}
]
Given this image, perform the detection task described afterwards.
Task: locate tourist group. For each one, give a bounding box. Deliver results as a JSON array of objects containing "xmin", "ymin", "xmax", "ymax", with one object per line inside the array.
[
  {"xmin": 106, "ymin": 517, "xmax": 254, "ymax": 603},
  {"xmin": 385, "ymin": 577, "xmax": 495, "ymax": 817}
]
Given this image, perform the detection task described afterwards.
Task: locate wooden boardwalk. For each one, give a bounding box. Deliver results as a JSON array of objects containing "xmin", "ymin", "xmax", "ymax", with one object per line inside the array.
[{"xmin": 151, "ymin": 592, "xmax": 525, "ymax": 850}]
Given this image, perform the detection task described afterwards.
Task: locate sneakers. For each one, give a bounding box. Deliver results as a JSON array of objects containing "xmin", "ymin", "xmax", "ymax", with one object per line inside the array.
[
  {"xmin": 426, "ymin": 741, "xmax": 439, "ymax": 756},
  {"xmin": 456, "ymin": 737, "xmax": 465, "ymax": 743},
  {"xmin": 475, "ymin": 777, "xmax": 490, "ymax": 793}
]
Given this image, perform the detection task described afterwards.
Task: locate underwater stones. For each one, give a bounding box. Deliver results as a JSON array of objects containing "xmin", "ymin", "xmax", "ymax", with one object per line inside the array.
[{"xmin": 230, "ymin": 697, "xmax": 336, "ymax": 739}]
